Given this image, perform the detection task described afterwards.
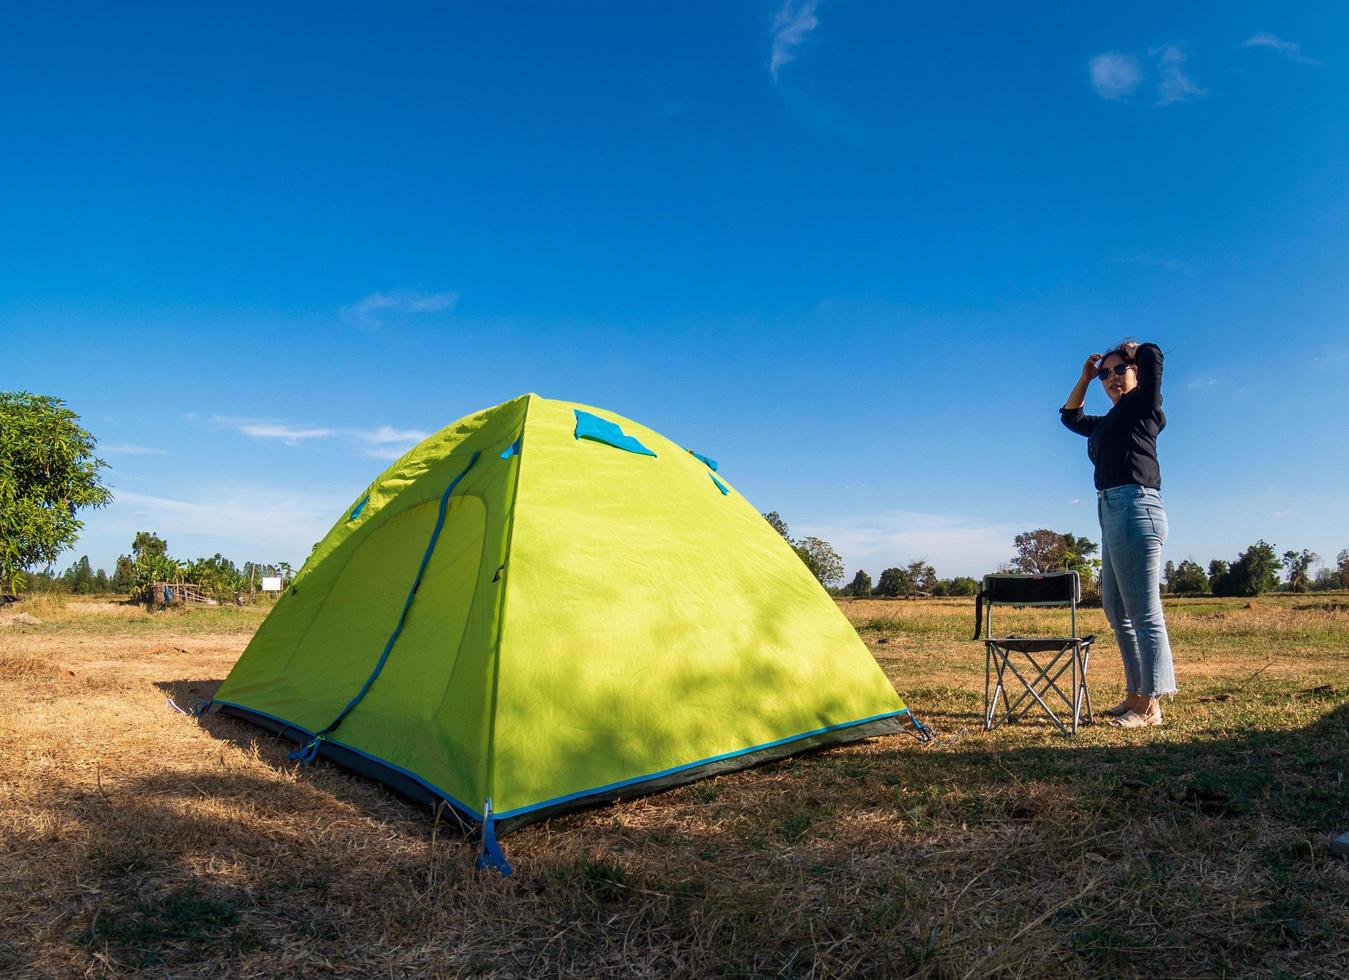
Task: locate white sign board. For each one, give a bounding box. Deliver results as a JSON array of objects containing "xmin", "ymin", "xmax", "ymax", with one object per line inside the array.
[{"xmin": 260, "ymin": 576, "xmax": 283, "ymax": 592}]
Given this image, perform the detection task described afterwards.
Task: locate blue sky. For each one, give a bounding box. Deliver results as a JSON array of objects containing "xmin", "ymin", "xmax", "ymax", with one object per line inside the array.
[{"xmin": 4, "ymin": 2, "xmax": 1347, "ymax": 580}]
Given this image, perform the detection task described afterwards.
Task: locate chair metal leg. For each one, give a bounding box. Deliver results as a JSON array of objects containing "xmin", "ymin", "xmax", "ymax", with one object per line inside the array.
[
  {"xmin": 1001, "ymin": 657, "xmax": 1071, "ymax": 737},
  {"xmin": 1081, "ymin": 645, "xmax": 1094, "ymax": 723}
]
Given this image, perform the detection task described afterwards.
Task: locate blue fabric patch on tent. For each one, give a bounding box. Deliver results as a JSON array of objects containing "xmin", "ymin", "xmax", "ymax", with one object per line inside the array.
[
  {"xmin": 709, "ymin": 473, "xmax": 729, "ymax": 495},
  {"xmin": 574, "ymin": 409, "xmax": 656, "ymax": 457},
  {"xmin": 349, "ymin": 495, "xmax": 370, "ymax": 521},
  {"xmin": 500, "ymin": 437, "xmax": 521, "ymax": 459},
  {"xmin": 687, "ymin": 449, "xmax": 719, "ymax": 471}
]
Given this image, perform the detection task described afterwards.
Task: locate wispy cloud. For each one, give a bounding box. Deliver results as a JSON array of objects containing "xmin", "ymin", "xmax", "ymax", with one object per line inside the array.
[
  {"xmin": 203, "ymin": 415, "xmax": 429, "ymax": 457},
  {"xmin": 1089, "ymin": 52, "xmax": 1142, "ymax": 100},
  {"xmin": 100, "ymin": 443, "xmax": 168, "ymax": 456},
  {"xmin": 103, "ymin": 487, "xmax": 350, "ymax": 563},
  {"xmin": 770, "ymin": 0, "xmax": 819, "ymax": 83},
  {"xmin": 1088, "ymin": 45, "xmax": 1205, "ymax": 106},
  {"xmin": 1244, "ymin": 33, "xmax": 1319, "ymax": 65},
  {"xmin": 1185, "ymin": 376, "xmax": 1220, "ymax": 391},
  {"xmin": 341, "ymin": 290, "xmax": 459, "ymax": 329},
  {"xmin": 1154, "ymin": 45, "xmax": 1206, "ymax": 105},
  {"xmin": 351, "ymin": 425, "xmax": 431, "ymax": 460},
  {"xmin": 798, "ymin": 510, "xmax": 1030, "ymax": 579},
  {"xmin": 210, "ymin": 416, "xmax": 333, "ymax": 444}
]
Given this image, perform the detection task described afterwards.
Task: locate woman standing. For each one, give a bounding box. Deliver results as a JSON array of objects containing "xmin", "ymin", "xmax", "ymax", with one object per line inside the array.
[{"xmin": 1061, "ymin": 341, "xmax": 1176, "ymax": 728}]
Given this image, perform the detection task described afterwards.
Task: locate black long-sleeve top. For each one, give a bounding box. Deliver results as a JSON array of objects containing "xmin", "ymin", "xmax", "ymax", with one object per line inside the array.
[{"xmin": 1060, "ymin": 342, "xmax": 1166, "ymax": 491}]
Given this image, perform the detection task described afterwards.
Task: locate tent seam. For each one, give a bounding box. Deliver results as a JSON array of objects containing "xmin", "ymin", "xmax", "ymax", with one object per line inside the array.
[{"xmin": 482, "ymin": 393, "xmax": 532, "ymax": 813}]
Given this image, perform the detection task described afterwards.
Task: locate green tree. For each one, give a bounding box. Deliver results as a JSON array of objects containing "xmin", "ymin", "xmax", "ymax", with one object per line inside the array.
[
  {"xmin": 1337, "ymin": 549, "xmax": 1349, "ymax": 589},
  {"xmin": 93, "ymin": 568, "xmax": 109, "ymax": 593},
  {"xmin": 183, "ymin": 553, "xmax": 248, "ymax": 601},
  {"xmin": 1162, "ymin": 560, "xmax": 1176, "ymax": 593},
  {"xmin": 1281, "ymin": 549, "xmax": 1319, "ymax": 593},
  {"xmin": 943, "ymin": 576, "xmax": 980, "ymax": 597},
  {"xmin": 844, "ymin": 569, "xmax": 873, "ymax": 597},
  {"xmin": 1207, "ymin": 559, "xmax": 1230, "ymax": 595},
  {"xmin": 874, "ymin": 566, "xmax": 913, "ymax": 598},
  {"xmin": 62, "ymin": 554, "xmax": 95, "ymax": 594},
  {"xmin": 793, "ymin": 536, "xmax": 844, "ymax": 588},
  {"xmin": 1010, "ymin": 529, "xmax": 1099, "ymax": 583},
  {"xmin": 904, "ymin": 559, "xmax": 937, "ymax": 594},
  {"xmin": 132, "ymin": 531, "xmax": 168, "ymax": 559},
  {"xmin": 1169, "ymin": 559, "xmax": 1208, "ymax": 594},
  {"xmin": 125, "ymin": 531, "xmax": 182, "ymax": 599},
  {"xmin": 0, "ymin": 392, "xmax": 112, "ymax": 591},
  {"xmin": 111, "ymin": 555, "xmax": 136, "ymax": 593},
  {"xmin": 1213, "ymin": 541, "xmax": 1281, "ymax": 597}
]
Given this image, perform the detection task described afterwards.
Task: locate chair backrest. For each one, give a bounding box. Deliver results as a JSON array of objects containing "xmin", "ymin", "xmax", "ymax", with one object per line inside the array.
[
  {"xmin": 973, "ymin": 572, "xmax": 1080, "ymax": 640},
  {"xmin": 981, "ymin": 572, "xmax": 1079, "ymax": 606}
]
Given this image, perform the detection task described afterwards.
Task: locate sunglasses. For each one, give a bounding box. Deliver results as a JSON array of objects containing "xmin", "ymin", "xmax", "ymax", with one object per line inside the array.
[{"xmin": 1097, "ymin": 364, "xmax": 1132, "ymax": 380}]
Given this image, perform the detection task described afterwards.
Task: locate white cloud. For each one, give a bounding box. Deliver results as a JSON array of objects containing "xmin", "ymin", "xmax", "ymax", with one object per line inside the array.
[
  {"xmin": 797, "ymin": 510, "xmax": 1028, "ymax": 579},
  {"xmin": 100, "ymin": 443, "xmax": 168, "ymax": 455},
  {"xmin": 770, "ymin": 0, "xmax": 819, "ymax": 82},
  {"xmin": 95, "ymin": 487, "xmax": 351, "ymax": 566},
  {"xmin": 1244, "ymin": 34, "xmax": 1319, "ymax": 65},
  {"xmin": 341, "ymin": 290, "xmax": 459, "ymax": 329},
  {"xmin": 1154, "ymin": 45, "xmax": 1206, "ymax": 105},
  {"xmin": 352, "ymin": 425, "xmax": 431, "ymax": 460},
  {"xmin": 1089, "ymin": 52, "xmax": 1142, "ymax": 100},
  {"xmin": 1185, "ymin": 376, "xmax": 1219, "ymax": 390},
  {"xmin": 210, "ymin": 416, "xmax": 333, "ymax": 444},
  {"xmin": 204, "ymin": 415, "xmax": 429, "ymax": 454},
  {"xmin": 238, "ymin": 422, "xmax": 334, "ymax": 442},
  {"xmin": 1090, "ymin": 46, "xmax": 1206, "ymax": 106},
  {"xmin": 356, "ymin": 425, "xmax": 430, "ymax": 445}
]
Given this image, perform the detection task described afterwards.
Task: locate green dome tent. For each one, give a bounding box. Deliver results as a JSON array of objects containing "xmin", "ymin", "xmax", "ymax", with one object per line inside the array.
[{"xmin": 206, "ymin": 394, "xmax": 919, "ymax": 873}]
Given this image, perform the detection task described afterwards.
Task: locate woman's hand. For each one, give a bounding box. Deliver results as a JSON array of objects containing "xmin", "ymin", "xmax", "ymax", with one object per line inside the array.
[{"xmin": 1081, "ymin": 353, "xmax": 1102, "ymax": 380}]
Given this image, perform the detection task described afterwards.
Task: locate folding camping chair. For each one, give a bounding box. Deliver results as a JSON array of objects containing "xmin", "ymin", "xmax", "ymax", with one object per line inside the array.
[{"xmin": 972, "ymin": 572, "xmax": 1095, "ymax": 736}]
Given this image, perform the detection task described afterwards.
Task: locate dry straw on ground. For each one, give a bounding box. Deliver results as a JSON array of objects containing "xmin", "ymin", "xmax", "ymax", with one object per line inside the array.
[{"xmin": 2, "ymin": 594, "xmax": 1347, "ymax": 977}]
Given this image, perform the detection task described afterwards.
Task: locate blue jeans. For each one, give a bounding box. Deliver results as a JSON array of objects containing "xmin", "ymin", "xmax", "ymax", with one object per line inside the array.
[{"xmin": 1097, "ymin": 484, "xmax": 1177, "ymax": 697}]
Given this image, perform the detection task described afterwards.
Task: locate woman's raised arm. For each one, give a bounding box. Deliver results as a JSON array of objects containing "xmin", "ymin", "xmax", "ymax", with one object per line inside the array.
[{"xmin": 1063, "ymin": 352, "xmax": 1101, "ymax": 410}]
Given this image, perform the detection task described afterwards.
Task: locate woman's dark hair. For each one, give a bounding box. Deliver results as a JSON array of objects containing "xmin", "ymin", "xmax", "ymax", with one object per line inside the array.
[{"xmin": 1100, "ymin": 341, "xmax": 1137, "ymax": 366}]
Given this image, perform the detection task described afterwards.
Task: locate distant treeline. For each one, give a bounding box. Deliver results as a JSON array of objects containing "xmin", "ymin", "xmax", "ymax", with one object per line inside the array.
[
  {"xmin": 24, "ymin": 531, "xmax": 293, "ymax": 603},
  {"xmin": 766, "ymin": 515, "xmax": 1349, "ymax": 600}
]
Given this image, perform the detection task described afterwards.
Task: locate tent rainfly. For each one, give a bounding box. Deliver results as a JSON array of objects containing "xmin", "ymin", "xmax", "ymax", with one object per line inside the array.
[{"xmin": 204, "ymin": 394, "xmax": 922, "ymax": 873}]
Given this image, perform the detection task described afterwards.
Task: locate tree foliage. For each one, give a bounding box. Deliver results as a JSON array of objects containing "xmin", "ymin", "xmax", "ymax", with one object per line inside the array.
[
  {"xmin": 1281, "ymin": 549, "xmax": 1319, "ymax": 593},
  {"xmin": 794, "ymin": 536, "xmax": 844, "ymax": 587},
  {"xmin": 874, "ymin": 567, "xmax": 911, "ymax": 598},
  {"xmin": 0, "ymin": 392, "xmax": 112, "ymax": 591},
  {"xmin": 843, "ymin": 569, "xmax": 873, "ymax": 598},
  {"xmin": 1211, "ymin": 541, "xmax": 1281, "ymax": 597},
  {"xmin": 1167, "ymin": 559, "xmax": 1208, "ymax": 595},
  {"xmin": 932, "ymin": 576, "xmax": 979, "ymax": 597},
  {"xmin": 1010, "ymin": 529, "xmax": 1099, "ymax": 582}
]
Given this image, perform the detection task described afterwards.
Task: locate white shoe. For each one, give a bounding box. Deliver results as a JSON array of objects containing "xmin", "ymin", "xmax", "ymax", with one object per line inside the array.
[{"xmin": 1111, "ymin": 709, "xmax": 1163, "ymax": 728}]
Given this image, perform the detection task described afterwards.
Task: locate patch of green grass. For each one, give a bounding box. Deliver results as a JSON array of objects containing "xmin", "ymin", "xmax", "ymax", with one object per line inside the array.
[
  {"xmin": 81, "ymin": 886, "xmax": 249, "ymax": 967},
  {"xmin": 555, "ymin": 854, "xmax": 629, "ymax": 902},
  {"xmin": 778, "ymin": 808, "xmax": 817, "ymax": 843}
]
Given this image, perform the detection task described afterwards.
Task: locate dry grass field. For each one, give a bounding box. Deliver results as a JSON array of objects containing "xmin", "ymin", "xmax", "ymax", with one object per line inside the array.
[{"xmin": 2, "ymin": 593, "xmax": 1347, "ymax": 978}]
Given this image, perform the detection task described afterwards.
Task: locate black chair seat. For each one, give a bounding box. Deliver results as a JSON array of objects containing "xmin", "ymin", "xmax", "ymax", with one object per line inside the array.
[{"xmin": 988, "ymin": 635, "xmax": 1095, "ymax": 653}]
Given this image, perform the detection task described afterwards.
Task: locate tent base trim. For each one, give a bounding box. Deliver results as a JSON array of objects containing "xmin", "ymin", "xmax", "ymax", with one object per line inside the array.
[
  {"xmin": 494, "ymin": 709, "xmax": 911, "ymax": 828},
  {"xmin": 215, "ymin": 700, "xmax": 909, "ymax": 836},
  {"xmin": 215, "ymin": 700, "xmax": 484, "ymax": 826}
]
